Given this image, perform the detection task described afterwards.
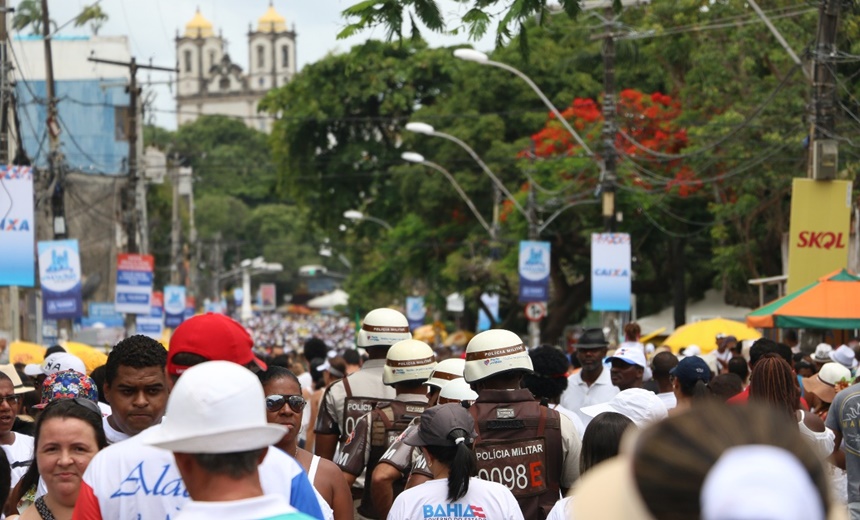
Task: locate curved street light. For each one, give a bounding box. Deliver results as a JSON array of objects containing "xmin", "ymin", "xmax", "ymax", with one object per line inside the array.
[
  {"xmin": 453, "ymin": 48, "xmax": 594, "ymax": 157},
  {"xmin": 404, "ymin": 122, "xmax": 528, "ymax": 219},
  {"xmin": 343, "ymin": 209, "xmax": 392, "ymax": 230},
  {"xmin": 402, "ymin": 152, "xmax": 493, "ymax": 237}
]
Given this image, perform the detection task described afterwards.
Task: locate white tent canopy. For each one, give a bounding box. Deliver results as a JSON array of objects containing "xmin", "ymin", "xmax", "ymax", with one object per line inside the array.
[
  {"xmin": 636, "ymin": 289, "xmax": 753, "ymax": 336},
  {"xmin": 307, "ymin": 289, "xmax": 349, "ymax": 309}
]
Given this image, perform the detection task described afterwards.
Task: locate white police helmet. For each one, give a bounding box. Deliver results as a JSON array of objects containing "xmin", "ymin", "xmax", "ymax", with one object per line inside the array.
[
  {"xmin": 464, "ymin": 329, "xmax": 533, "ymax": 383},
  {"xmin": 438, "ymin": 378, "xmax": 478, "ymax": 403},
  {"xmin": 356, "ymin": 308, "xmax": 411, "ymax": 349},
  {"xmin": 383, "ymin": 339, "xmax": 437, "ymax": 385},
  {"xmin": 425, "ymin": 358, "xmax": 467, "ymax": 390}
]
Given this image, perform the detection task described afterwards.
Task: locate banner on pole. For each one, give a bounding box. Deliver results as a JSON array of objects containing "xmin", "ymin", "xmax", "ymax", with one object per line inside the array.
[
  {"xmin": 591, "ymin": 233, "xmax": 632, "ymax": 311},
  {"xmin": 82, "ymin": 302, "xmax": 124, "ymax": 328},
  {"xmin": 137, "ymin": 291, "xmax": 165, "ymax": 339},
  {"xmin": 518, "ymin": 241, "xmax": 551, "ymax": 303},
  {"xmin": 787, "ymin": 178, "xmax": 852, "ymax": 294},
  {"xmin": 0, "ymin": 166, "xmax": 35, "ymax": 286},
  {"xmin": 259, "ymin": 284, "xmax": 276, "ymax": 311},
  {"xmin": 477, "ymin": 293, "xmax": 500, "ymax": 332},
  {"xmin": 406, "ymin": 296, "xmax": 426, "ymax": 331},
  {"xmin": 164, "ymin": 285, "xmax": 186, "ymax": 328},
  {"xmin": 115, "ymin": 254, "xmax": 155, "ymax": 315},
  {"xmin": 38, "ymin": 239, "xmax": 83, "ymax": 319},
  {"xmin": 184, "ymin": 295, "xmax": 196, "ymax": 320}
]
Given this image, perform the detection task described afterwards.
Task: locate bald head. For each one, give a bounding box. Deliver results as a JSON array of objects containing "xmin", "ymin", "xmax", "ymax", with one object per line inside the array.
[{"xmin": 652, "ymin": 351, "xmax": 679, "ymax": 381}]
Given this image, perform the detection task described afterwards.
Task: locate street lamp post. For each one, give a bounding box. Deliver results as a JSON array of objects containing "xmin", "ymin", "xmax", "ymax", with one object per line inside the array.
[
  {"xmin": 343, "ymin": 209, "xmax": 393, "ymax": 230},
  {"xmin": 453, "ymin": 49, "xmax": 594, "ymax": 157},
  {"xmin": 401, "ymin": 152, "xmax": 493, "ymax": 237},
  {"xmin": 405, "ymin": 122, "xmax": 529, "ymax": 220}
]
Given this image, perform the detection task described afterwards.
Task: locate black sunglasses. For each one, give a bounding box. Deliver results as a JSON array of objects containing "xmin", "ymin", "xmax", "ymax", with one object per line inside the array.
[{"xmin": 265, "ymin": 394, "xmax": 306, "ymax": 414}]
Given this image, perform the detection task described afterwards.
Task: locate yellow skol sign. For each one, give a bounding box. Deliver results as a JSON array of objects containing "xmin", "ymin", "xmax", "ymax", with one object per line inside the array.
[{"xmin": 787, "ymin": 178, "xmax": 852, "ymax": 294}]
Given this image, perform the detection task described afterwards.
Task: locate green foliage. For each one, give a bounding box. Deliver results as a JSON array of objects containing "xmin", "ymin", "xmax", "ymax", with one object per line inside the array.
[
  {"xmin": 74, "ymin": 3, "xmax": 108, "ymax": 35},
  {"xmin": 143, "ymin": 116, "xmax": 323, "ymax": 298},
  {"xmin": 339, "ymin": 0, "xmax": 585, "ymax": 47}
]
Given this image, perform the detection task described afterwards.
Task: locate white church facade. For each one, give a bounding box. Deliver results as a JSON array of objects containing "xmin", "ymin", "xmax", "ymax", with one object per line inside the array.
[{"xmin": 175, "ymin": 4, "xmax": 296, "ymax": 132}]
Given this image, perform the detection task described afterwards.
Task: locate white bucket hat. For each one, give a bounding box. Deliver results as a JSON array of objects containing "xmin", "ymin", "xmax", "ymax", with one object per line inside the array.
[
  {"xmin": 829, "ymin": 344, "xmax": 858, "ymax": 370},
  {"xmin": 142, "ymin": 360, "xmax": 286, "ymax": 453},
  {"xmin": 581, "ymin": 388, "xmax": 668, "ymax": 427}
]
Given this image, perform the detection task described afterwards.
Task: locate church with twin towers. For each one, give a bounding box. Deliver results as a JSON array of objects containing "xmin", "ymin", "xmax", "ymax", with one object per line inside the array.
[{"xmin": 175, "ymin": 3, "xmax": 296, "ymax": 132}]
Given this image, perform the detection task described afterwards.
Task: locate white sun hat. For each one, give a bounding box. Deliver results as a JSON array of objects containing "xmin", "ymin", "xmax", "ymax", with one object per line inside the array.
[{"xmin": 142, "ymin": 360, "xmax": 286, "ymax": 453}]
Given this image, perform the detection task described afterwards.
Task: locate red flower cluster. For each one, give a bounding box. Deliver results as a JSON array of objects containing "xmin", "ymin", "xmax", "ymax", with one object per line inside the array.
[{"xmin": 527, "ymin": 89, "xmax": 702, "ymax": 198}]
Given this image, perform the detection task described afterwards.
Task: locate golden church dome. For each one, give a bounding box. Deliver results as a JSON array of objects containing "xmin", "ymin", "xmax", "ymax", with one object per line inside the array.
[
  {"xmin": 258, "ymin": 3, "xmax": 287, "ymax": 33},
  {"xmin": 185, "ymin": 8, "xmax": 214, "ymax": 38}
]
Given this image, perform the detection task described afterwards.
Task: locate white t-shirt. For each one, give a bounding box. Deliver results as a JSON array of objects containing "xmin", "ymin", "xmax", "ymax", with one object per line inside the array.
[
  {"xmin": 74, "ymin": 432, "xmax": 325, "ymax": 519},
  {"xmin": 174, "ymin": 494, "xmax": 313, "ymax": 520},
  {"xmin": 546, "ymin": 496, "xmax": 573, "ymax": 520},
  {"xmin": 388, "ymin": 477, "xmax": 524, "ymax": 520},
  {"xmin": 550, "ymin": 404, "xmax": 586, "ymax": 439},
  {"xmin": 560, "ymin": 367, "xmax": 619, "ymax": 427},
  {"xmin": 2, "ymin": 433, "xmax": 33, "ymax": 489},
  {"xmin": 657, "ymin": 392, "xmax": 677, "ymax": 410},
  {"xmin": 101, "ymin": 416, "xmax": 131, "ymax": 445}
]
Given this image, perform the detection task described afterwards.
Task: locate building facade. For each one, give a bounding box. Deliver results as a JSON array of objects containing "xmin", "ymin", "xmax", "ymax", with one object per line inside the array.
[{"xmin": 175, "ymin": 4, "xmax": 297, "ymax": 132}]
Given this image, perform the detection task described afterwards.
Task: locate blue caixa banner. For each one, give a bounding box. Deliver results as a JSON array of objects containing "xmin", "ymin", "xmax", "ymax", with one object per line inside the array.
[
  {"xmin": 518, "ymin": 241, "xmax": 551, "ymax": 303},
  {"xmin": 38, "ymin": 239, "xmax": 83, "ymax": 319},
  {"xmin": 0, "ymin": 166, "xmax": 35, "ymax": 286},
  {"xmin": 591, "ymin": 233, "xmax": 632, "ymax": 311},
  {"xmin": 164, "ymin": 285, "xmax": 186, "ymax": 328}
]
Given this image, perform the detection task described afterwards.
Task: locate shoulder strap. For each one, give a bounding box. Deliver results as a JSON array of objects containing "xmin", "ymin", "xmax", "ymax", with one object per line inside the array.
[
  {"xmin": 537, "ymin": 404, "xmax": 547, "ymax": 437},
  {"xmin": 308, "ymin": 455, "xmax": 321, "ymax": 482},
  {"xmin": 468, "ymin": 405, "xmax": 482, "ymax": 443},
  {"xmin": 342, "ymin": 375, "xmax": 353, "ymax": 398}
]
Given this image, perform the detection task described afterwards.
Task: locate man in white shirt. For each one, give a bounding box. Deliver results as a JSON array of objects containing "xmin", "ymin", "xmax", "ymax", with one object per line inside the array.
[
  {"xmin": 560, "ymin": 328, "xmax": 619, "ymax": 427},
  {"xmin": 651, "ymin": 351, "xmax": 678, "ymax": 410},
  {"xmin": 143, "ymin": 361, "xmax": 315, "ymax": 520}
]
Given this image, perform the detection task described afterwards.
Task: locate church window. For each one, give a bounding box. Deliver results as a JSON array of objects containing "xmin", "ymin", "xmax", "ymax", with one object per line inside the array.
[
  {"xmin": 257, "ymin": 45, "xmax": 265, "ymax": 68},
  {"xmin": 209, "ymin": 50, "xmax": 216, "ymax": 69},
  {"xmin": 184, "ymin": 50, "xmax": 192, "ymax": 73},
  {"xmin": 281, "ymin": 46, "xmax": 289, "ymax": 68}
]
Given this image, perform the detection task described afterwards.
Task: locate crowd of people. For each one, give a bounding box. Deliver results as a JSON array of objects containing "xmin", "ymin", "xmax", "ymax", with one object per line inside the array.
[
  {"xmin": 245, "ymin": 314, "xmax": 356, "ymax": 355},
  {"xmin": 0, "ymin": 311, "xmax": 856, "ymax": 519}
]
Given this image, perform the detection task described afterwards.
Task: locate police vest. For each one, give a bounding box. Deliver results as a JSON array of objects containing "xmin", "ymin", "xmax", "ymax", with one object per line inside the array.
[
  {"xmin": 469, "ymin": 396, "xmax": 563, "ymax": 520},
  {"xmin": 357, "ymin": 400, "xmax": 427, "ymax": 519},
  {"xmin": 341, "ymin": 376, "xmax": 392, "ymax": 444}
]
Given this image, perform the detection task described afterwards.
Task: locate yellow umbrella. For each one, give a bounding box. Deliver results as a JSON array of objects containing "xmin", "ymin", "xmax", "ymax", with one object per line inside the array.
[
  {"xmin": 663, "ymin": 318, "xmax": 761, "ymax": 354},
  {"xmin": 63, "ymin": 342, "xmax": 108, "ymax": 374},
  {"xmin": 9, "ymin": 341, "xmax": 46, "ymax": 366},
  {"xmin": 640, "ymin": 327, "xmax": 667, "ymax": 344}
]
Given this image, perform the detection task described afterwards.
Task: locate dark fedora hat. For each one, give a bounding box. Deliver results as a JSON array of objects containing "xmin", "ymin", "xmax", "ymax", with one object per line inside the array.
[{"xmin": 577, "ymin": 328, "xmax": 608, "ymax": 350}]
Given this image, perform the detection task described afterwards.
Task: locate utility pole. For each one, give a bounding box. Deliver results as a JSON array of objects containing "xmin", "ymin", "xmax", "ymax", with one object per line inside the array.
[
  {"xmin": 170, "ymin": 159, "xmax": 181, "ymax": 285},
  {"xmin": 526, "ymin": 179, "xmax": 541, "ymax": 348},
  {"xmin": 87, "ymin": 57, "xmax": 176, "ymax": 254},
  {"xmin": 807, "ymin": 0, "xmax": 841, "ymax": 179},
  {"xmin": 42, "ymin": 0, "xmax": 65, "ymax": 240},
  {"xmin": 600, "ymin": 8, "xmax": 617, "ymax": 233}
]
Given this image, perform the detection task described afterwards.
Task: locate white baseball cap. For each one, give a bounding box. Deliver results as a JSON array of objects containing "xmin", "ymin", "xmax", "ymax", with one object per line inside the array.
[
  {"xmin": 701, "ymin": 445, "xmax": 824, "ymax": 520},
  {"xmin": 24, "ymin": 352, "xmax": 87, "ymax": 377},
  {"xmin": 580, "ymin": 388, "xmax": 668, "ymax": 427},
  {"xmin": 607, "ymin": 346, "xmax": 647, "ymax": 368},
  {"xmin": 142, "ymin": 360, "xmax": 286, "ymax": 453}
]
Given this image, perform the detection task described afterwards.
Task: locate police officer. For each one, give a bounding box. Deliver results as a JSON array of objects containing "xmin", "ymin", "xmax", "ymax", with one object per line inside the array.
[
  {"xmin": 370, "ymin": 357, "xmax": 466, "ymax": 518},
  {"xmin": 314, "ymin": 308, "xmax": 410, "ymax": 502},
  {"xmin": 465, "ymin": 329, "xmax": 581, "ymax": 519},
  {"xmin": 337, "ymin": 339, "xmax": 436, "ymax": 520}
]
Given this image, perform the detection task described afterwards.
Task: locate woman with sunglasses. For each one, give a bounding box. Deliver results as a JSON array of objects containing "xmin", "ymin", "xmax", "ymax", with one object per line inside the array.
[
  {"xmin": 260, "ymin": 366, "xmax": 352, "ymax": 520},
  {"xmin": 8, "ymin": 397, "xmax": 106, "ymax": 520}
]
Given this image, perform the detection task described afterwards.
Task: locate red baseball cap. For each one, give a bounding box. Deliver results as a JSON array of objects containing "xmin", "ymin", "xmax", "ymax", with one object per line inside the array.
[{"xmin": 167, "ymin": 313, "xmax": 268, "ymax": 376}]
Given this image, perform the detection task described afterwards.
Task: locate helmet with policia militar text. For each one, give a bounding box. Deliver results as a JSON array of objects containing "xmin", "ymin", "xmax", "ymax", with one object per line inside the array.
[
  {"xmin": 464, "ymin": 329, "xmax": 533, "ymax": 383},
  {"xmin": 383, "ymin": 339, "xmax": 437, "ymax": 385},
  {"xmin": 424, "ymin": 358, "xmax": 466, "ymax": 390},
  {"xmin": 356, "ymin": 308, "xmax": 412, "ymax": 349}
]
